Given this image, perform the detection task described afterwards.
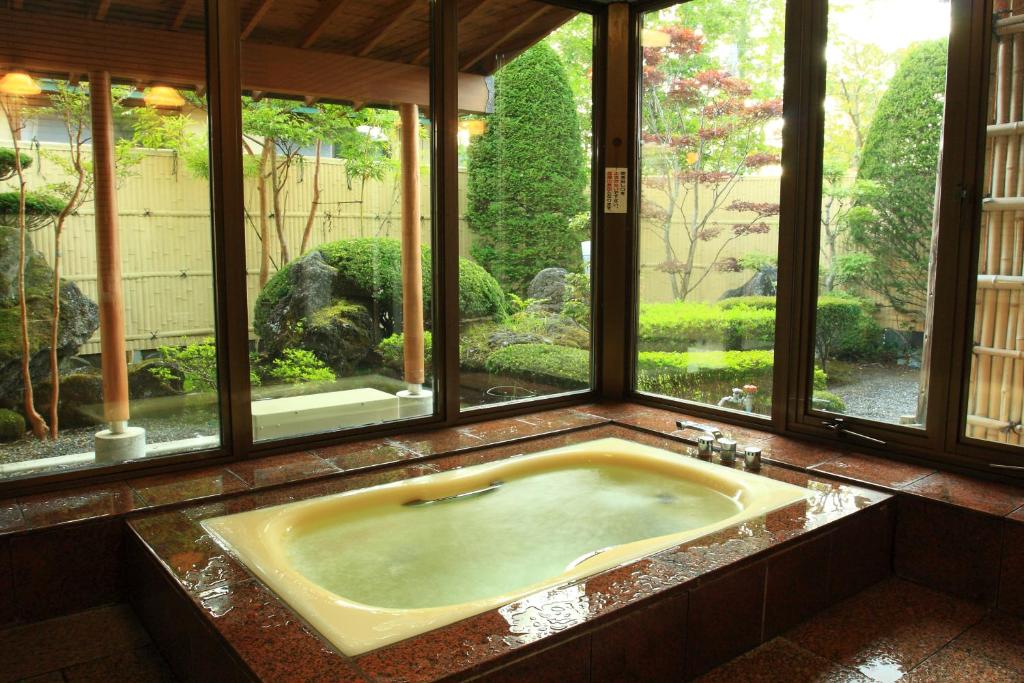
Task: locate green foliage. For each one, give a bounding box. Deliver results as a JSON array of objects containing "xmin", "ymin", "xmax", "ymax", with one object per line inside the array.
[
  {"xmin": 715, "ymin": 296, "xmax": 777, "ymax": 310},
  {"xmin": 254, "ymin": 238, "xmax": 506, "ymax": 333},
  {"xmin": 267, "ymin": 348, "xmax": 336, "ymax": 384},
  {"xmin": 815, "ymin": 296, "xmax": 866, "ymax": 371},
  {"xmin": 0, "ymin": 192, "xmax": 64, "ymax": 228},
  {"xmin": 378, "ymin": 331, "xmax": 433, "ymax": 373},
  {"xmin": 155, "ymin": 339, "xmax": 218, "ymax": 393},
  {"xmin": 812, "ymin": 390, "xmax": 847, "ymax": 413},
  {"xmin": 637, "ymin": 349, "xmax": 774, "ymax": 413},
  {"xmin": 637, "ymin": 301, "xmax": 776, "ymax": 351},
  {"xmin": 847, "ymin": 39, "xmax": 948, "ymax": 323},
  {"xmin": 484, "ymin": 344, "xmax": 590, "ymax": 389},
  {"xmin": 466, "ymin": 43, "xmax": 588, "ymax": 294},
  {"xmin": 738, "ymin": 252, "xmax": 778, "ymax": 272},
  {"xmin": 560, "ymin": 272, "xmax": 591, "ymax": 326},
  {"xmin": 638, "ymin": 295, "xmax": 883, "ymax": 363},
  {"xmin": 0, "ymin": 148, "xmax": 32, "ymax": 181},
  {"xmin": 0, "ymin": 408, "xmax": 25, "ymax": 442},
  {"xmin": 155, "ymin": 339, "xmax": 261, "ymax": 393}
]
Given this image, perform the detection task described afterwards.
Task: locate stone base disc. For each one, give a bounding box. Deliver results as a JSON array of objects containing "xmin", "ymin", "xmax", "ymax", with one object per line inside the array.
[{"xmin": 95, "ymin": 426, "xmax": 147, "ymax": 464}]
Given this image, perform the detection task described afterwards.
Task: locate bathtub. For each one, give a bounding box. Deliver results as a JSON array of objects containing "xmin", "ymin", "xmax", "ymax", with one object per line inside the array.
[{"xmin": 202, "ymin": 436, "xmax": 811, "ymax": 655}]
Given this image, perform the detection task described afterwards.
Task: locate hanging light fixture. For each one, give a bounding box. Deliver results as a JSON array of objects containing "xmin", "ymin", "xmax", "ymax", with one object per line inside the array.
[
  {"xmin": 0, "ymin": 71, "xmax": 42, "ymax": 96},
  {"xmin": 143, "ymin": 85, "xmax": 185, "ymax": 108},
  {"xmin": 459, "ymin": 118, "xmax": 487, "ymax": 137},
  {"xmin": 641, "ymin": 28, "xmax": 672, "ymax": 48}
]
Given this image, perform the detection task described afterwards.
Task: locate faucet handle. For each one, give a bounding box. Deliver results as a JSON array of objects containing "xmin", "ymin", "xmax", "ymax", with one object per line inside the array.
[
  {"xmin": 718, "ymin": 438, "xmax": 738, "ymax": 465},
  {"xmin": 695, "ymin": 434, "xmax": 715, "ymax": 460},
  {"xmin": 743, "ymin": 446, "xmax": 762, "ymax": 472}
]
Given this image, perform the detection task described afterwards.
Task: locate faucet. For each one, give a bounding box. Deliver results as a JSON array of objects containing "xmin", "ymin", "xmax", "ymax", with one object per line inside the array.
[
  {"xmin": 717, "ymin": 386, "xmax": 756, "ymax": 413},
  {"xmin": 675, "ymin": 419, "xmax": 762, "ymax": 471}
]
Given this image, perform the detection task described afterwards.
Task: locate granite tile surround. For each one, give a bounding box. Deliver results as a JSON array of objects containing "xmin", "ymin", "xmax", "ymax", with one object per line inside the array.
[
  {"xmin": 0, "ymin": 400, "xmax": 1022, "ymax": 635},
  {"xmin": 126, "ymin": 423, "xmax": 894, "ymax": 682}
]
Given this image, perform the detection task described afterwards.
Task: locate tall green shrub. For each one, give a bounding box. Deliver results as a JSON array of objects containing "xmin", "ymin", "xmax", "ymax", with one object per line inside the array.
[
  {"xmin": 466, "ymin": 43, "xmax": 588, "ymax": 294},
  {"xmin": 845, "ymin": 39, "xmax": 948, "ymax": 324}
]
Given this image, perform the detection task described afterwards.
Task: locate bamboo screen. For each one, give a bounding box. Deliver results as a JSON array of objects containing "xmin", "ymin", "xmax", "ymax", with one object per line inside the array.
[{"xmin": 967, "ymin": 1, "xmax": 1024, "ymax": 445}]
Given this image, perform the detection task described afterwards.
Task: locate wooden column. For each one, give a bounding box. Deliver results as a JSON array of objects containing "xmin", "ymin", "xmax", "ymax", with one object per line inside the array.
[
  {"xmin": 88, "ymin": 71, "xmax": 130, "ymax": 427},
  {"xmin": 400, "ymin": 103, "xmax": 425, "ymax": 389}
]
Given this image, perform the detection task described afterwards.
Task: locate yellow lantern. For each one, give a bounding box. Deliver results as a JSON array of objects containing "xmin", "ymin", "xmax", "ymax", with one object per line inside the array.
[
  {"xmin": 0, "ymin": 71, "xmax": 42, "ymax": 96},
  {"xmin": 143, "ymin": 85, "xmax": 186, "ymax": 108}
]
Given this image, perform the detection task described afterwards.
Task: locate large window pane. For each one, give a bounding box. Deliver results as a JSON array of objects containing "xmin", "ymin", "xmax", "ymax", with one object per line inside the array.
[
  {"xmin": 457, "ymin": 3, "xmax": 594, "ymax": 409},
  {"xmin": 635, "ymin": 0, "xmax": 786, "ymax": 416},
  {"xmin": 241, "ymin": 3, "xmax": 436, "ymax": 441},
  {"xmin": 812, "ymin": 0, "xmax": 950, "ymax": 426},
  {"xmin": 0, "ymin": 3, "xmax": 219, "ymax": 479},
  {"xmin": 965, "ymin": 5, "xmax": 1024, "ymax": 447}
]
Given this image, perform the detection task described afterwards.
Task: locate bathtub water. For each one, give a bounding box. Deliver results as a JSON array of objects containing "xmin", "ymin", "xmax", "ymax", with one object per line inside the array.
[
  {"xmin": 286, "ymin": 464, "xmax": 742, "ymax": 609},
  {"xmin": 204, "ymin": 437, "xmax": 811, "ymax": 655}
]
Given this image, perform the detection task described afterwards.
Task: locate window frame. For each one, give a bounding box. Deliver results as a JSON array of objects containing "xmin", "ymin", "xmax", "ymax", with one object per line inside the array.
[{"xmin": 6, "ymin": 0, "xmax": 1022, "ymax": 499}]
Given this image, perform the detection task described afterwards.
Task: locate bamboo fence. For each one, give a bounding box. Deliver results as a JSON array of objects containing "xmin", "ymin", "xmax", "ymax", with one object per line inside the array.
[{"xmin": 967, "ymin": 1, "xmax": 1024, "ymax": 444}]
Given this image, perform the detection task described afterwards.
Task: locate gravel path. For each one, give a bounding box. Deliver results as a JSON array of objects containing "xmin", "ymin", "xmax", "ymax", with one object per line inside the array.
[
  {"xmin": 0, "ymin": 416, "xmax": 218, "ymax": 464},
  {"xmin": 830, "ymin": 364, "xmax": 921, "ymax": 424}
]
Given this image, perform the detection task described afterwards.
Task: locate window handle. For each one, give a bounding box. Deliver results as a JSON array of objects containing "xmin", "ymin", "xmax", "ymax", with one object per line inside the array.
[{"xmin": 822, "ymin": 417, "xmax": 887, "ymax": 447}]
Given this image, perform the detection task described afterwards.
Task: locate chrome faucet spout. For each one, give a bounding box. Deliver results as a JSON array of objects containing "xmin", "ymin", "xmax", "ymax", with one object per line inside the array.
[{"xmin": 676, "ymin": 420, "xmax": 724, "ymax": 441}]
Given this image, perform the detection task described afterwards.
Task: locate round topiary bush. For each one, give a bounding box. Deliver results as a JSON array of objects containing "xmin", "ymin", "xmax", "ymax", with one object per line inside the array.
[{"xmin": 0, "ymin": 407, "xmax": 24, "ymax": 442}]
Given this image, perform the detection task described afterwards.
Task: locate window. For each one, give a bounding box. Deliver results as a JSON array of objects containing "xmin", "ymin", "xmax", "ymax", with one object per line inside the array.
[
  {"xmin": 457, "ymin": 2, "xmax": 595, "ymax": 409},
  {"xmin": 0, "ymin": 3, "xmax": 219, "ymax": 479},
  {"xmin": 635, "ymin": 0, "xmax": 787, "ymax": 416},
  {"xmin": 810, "ymin": 0, "xmax": 951, "ymax": 428},
  {"xmin": 240, "ymin": 1, "xmax": 437, "ymax": 442}
]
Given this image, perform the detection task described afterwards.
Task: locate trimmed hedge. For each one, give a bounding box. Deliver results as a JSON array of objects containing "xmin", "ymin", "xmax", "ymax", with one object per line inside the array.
[
  {"xmin": 254, "ymin": 238, "xmax": 507, "ymax": 332},
  {"xmin": 638, "ymin": 302, "xmax": 776, "ymax": 351},
  {"xmin": 484, "ymin": 343, "xmax": 590, "ymax": 389},
  {"xmin": 482, "ymin": 343, "xmax": 827, "ymax": 414},
  {"xmin": 638, "ymin": 295, "xmax": 884, "ymax": 361}
]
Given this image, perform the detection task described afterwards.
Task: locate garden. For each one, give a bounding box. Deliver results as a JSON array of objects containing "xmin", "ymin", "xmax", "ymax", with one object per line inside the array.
[{"xmin": 0, "ymin": 0, "xmax": 952, "ymax": 470}]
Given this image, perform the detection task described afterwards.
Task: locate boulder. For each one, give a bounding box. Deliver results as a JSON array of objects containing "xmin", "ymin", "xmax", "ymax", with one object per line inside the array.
[
  {"xmin": 526, "ymin": 267, "xmax": 569, "ymax": 313},
  {"xmin": 720, "ymin": 265, "xmax": 778, "ymax": 300},
  {"xmin": 255, "ymin": 251, "xmax": 380, "ymax": 374},
  {"xmin": 0, "ymin": 408, "xmax": 24, "ymax": 442},
  {"xmin": 129, "ymin": 360, "xmax": 185, "ymax": 399},
  {"xmin": 35, "ymin": 371, "xmax": 105, "ymax": 428},
  {"xmin": 0, "ymin": 227, "xmax": 100, "ymax": 408}
]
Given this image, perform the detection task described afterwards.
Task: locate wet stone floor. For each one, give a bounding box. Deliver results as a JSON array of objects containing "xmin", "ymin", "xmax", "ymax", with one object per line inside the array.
[{"xmin": 1, "ymin": 578, "xmax": 1021, "ymax": 682}]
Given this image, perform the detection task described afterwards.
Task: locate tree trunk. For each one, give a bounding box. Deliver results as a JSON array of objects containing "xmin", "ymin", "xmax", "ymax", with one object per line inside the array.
[
  {"xmin": 270, "ymin": 144, "xmax": 291, "ymax": 265},
  {"xmin": 3, "ymin": 103, "xmax": 48, "ymax": 439},
  {"xmin": 300, "ymin": 139, "xmax": 322, "ymax": 255},
  {"xmin": 257, "ymin": 141, "xmax": 272, "ymax": 287}
]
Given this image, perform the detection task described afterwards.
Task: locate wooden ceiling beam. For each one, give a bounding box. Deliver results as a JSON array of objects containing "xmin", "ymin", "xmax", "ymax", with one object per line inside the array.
[
  {"xmin": 0, "ymin": 7, "xmax": 490, "ymax": 112},
  {"xmin": 298, "ymin": 0, "xmax": 351, "ymax": 49},
  {"xmin": 354, "ymin": 0, "xmax": 420, "ymax": 58},
  {"xmin": 411, "ymin": 0, "xmax": 491, "ymax": 66},
  {"xmin": 170, "ymin": 0, "xmax": 193, "ymax": 30},
  {"xmin": 9, "ymin": 0, "xmax": 23, "ymax": 9},
  {"xmin": 461, "ymin": 4, "xmax": 549, "ymax": 72},
  {"xmin": 95, "ymin": 0, "xmax": 111, "ymax": 19},
  {"xmin": 241, "ymin": 0, "xmax": 276, "ymax": 40}
]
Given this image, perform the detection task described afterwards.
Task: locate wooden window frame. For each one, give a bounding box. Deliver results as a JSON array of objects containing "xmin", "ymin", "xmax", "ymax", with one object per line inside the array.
[{"xmin": 6, "ymin": 0, "xmax": 1021, "ymax": 498}]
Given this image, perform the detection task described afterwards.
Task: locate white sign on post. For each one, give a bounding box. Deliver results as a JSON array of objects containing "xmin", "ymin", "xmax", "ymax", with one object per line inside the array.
[{"xmin": 604, "ymin": 167, "xmax": 627, "ymax": 214}]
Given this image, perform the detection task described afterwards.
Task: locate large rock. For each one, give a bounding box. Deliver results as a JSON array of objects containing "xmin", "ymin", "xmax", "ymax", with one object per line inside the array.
[
  {"xmin": 35, "ymin": 371, "xmax": 104, "ymax": 428},
  {"xmin": 129, "ymin": 360, "xmax": 185, "ymax": 399},
  {"xmin": 256, "ymin": 252, "xmax": 375, "ymax": 373},
  {"xmin": 0, "ymin": 227, "xmax": 100, "ymax": 408},
  {"xmin": 527, "ymin": 267, "xmax": 569, "ymax": 313},
  {"xmin": 720, "ymin": 265, "xmax": 778, "ymax": 300}
]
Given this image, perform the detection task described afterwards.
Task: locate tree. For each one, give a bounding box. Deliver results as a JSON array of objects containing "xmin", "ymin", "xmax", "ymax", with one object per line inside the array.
[
  {"xmin": 466, "ymin": 43, "xmax": 588, "ymax": 295},
  {"xmin": 639, "ymin": 25, "xmax": 783, "ymax": 301},
  {"xmin": 845, "ymin": 39, "xmax": 948, "ymax": 324}
]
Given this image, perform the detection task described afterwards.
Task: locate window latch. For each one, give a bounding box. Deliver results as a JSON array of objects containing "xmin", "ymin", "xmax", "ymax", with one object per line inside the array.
[{"xmin": 822, "ymin": 417, "xmax": 886, "ymax": 447}]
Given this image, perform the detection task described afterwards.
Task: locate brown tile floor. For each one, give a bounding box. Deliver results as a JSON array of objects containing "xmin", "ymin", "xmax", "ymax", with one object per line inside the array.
[
  {"xmin": 699, "ymin": 578, "xmax": 1024, "ymax": 683},
  {"xmin": 0, "ymin": 604, "xmax": 175, "ymax": 683}
]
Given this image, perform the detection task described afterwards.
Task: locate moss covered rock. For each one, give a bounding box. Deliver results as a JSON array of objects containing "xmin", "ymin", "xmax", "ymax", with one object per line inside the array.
[
  {"xmin": 254, "ymin": 238, "xmax": 505, "ymax": 373},
  {"xmin": 129, "ymin": 360, "xmax": 185, "ymax": 399},
  {"xmin": 0, "ymin": 227, "xmax": 99, "ymax": 407},
  {"xmin": 36, "ymin": 371, "xmax": 105, "ymax": 428},
  {"xmin": 0, "ymin": 408, "xmax": 25, "ymax": 441}
]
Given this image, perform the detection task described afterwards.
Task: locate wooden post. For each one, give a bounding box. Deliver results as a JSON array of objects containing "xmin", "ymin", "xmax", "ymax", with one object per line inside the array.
[
  {"xmin": 88, "ymin": 71, "xmax": 131, "ymax": 428},
  {"xmin": 399, "ymin": 103, "xmax": 425, "ymax": 390}
]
